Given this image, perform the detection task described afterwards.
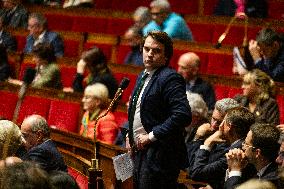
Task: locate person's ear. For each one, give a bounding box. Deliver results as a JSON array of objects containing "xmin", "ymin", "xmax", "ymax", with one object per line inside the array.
[{"xmin": 36, "ymin": 130, "xmax": 44, "ymax": 143}]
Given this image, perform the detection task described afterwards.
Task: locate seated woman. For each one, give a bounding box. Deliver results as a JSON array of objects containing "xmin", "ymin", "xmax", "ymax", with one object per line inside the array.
[
  {"xmin": 31, "ymin": 43, "xmax": 62, "ymax": 89},
  {"xmin": 80, "ymin": 83, "xmax": 119, "ymax": 144},
  {"xmin": 0, "ymin": 44, "xmax": 10, "ymax": 81},
  {"xmin": 234, "ymin": 69, "xmax": 279, "ymax": 125},
  {"xmin": 71, "ymin": 47, "xmax": 118, "ymax": 99}
]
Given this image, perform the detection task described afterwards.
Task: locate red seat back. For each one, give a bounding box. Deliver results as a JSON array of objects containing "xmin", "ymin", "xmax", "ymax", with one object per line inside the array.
[
  {"xmin": 214, "ymin": 84, "xmax": 229, "ymax": 100},
  {"xmin": 207, "ymin": 53, "xmax": 233, "ymax": 76},
  {"xmin": 72, "ymin": 17, "xmax": 108, "ymax": 33},
  {"xmin": 187, "ymin": 23, "xmax": 214, "ymax": 43},
  {"xmin": 45, "ymin": 14, "xmax": 73, "ymax": 31},
  {"xmin": 59, "ymin": 65, "xmax": 77, "ymax": 88},
  {"xmin": 0, "ymin": 91, "xmax": 18, "ymax": 120},
  {"xmin": 68, "ymin": 167, "xmax": 88, "ymax": 189},
  {"xmin": 277, "ymin": 95, "xmax": 284, "ymax": 124},
  {"xmin": 113, "ymin": 111, "xmax": 128, "ymax": 128}
]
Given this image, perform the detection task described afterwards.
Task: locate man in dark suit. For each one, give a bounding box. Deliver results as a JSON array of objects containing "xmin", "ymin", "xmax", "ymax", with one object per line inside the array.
[
  {"xmin": 0, "ymin": 16, "xmax": 17, "ymax": 52},
  {"xmin": 225, "ymin": 123, "xmax": 283, "ymax": 189},
  {"xmin": 24, "ymin": 13, "xmax": 64, "ymax": 57},
  {"xmin": 177, "ymin": 52, "xmax": 216, "ymax": 111},
  {"xmin": 128, "ymin": 31, "xmax": 192, "ymax": 188},
  {"xmin": 189, "ymin": 107, "xmax": 256, "ymax": 189},
  {"xmin": 21, "ymin": 114, "xmax": 67, "ymax": 173},
  {"xmin": 0, "ymin": 0, "xmax": 28, "ymax": 28}
]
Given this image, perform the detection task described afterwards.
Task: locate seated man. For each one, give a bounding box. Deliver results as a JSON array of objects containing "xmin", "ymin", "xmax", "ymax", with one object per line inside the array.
[
  {"xmin": 249, "ymin": 28, "xmax": 284, "ymax": 82},
  {"xmin": 177, "ymin": 52, "xmax": 216, "ymax": 111},
  {"xmin": 225, "ymin": 123, "xmax": 283, "ymax": 188},
  {"xmin": 24, "ymin": 13, "xmax": 64, "ymax": 57},
  {"xmin": 0, "ymin": 0, "xmax": 28, "ymax": 28},
  {"xmin": 21, "ymin": 114, "xmax": 67, "ymax": 173},
  {"xmin": 143, "ymin": 0, "xmax": 193, "ymax": 41}
]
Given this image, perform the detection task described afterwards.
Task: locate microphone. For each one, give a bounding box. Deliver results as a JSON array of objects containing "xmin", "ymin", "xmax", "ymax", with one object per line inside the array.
[
  {"xmin": 13, "ymin": 67, "xmax": 36, "ymax": 122},
  {"xmin": 115, "ymin": 77, "xmax": 130, "ymax": 99}
]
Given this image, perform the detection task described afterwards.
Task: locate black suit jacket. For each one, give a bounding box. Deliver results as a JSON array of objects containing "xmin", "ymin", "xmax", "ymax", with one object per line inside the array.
[
  {"xmin": 129, "ymin": 66, "xmax": 192, "ymax": 174},
  {"xmin": 22, "ymin": 139, "xmax": 67, "ymax": 173},
  {"xmin": 1, "ymin": 5, "xmax": 28, "ymax": 28},
  {"xmin": 224, "ymin": 162, "xmax": 283, "ymax": 189},
  {"xmin": 0, "ymin": 30, "xmax": 17, "ymax": 51}
]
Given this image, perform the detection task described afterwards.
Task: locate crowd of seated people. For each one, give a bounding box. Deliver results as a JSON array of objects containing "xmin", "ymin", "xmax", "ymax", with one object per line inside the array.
[{"xmin": 0, "ymin": 0, "xmax": 284, "ymax": 188}]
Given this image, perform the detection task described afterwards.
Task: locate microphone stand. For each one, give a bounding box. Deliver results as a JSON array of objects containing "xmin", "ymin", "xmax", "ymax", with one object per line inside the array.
[{"xmin": 88, "ymin": 89, "xmax": 124, "ymax": 189}]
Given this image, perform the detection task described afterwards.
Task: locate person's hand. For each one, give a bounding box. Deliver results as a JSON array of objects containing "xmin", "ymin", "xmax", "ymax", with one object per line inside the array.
[
  {"xmin": 7, "ymin": 78, "xmax": 23, "ymax": 86},
  {"xmin": 63, "ymin": 87, "xmax": 74, "ymax": 93},
  {"xmin": 77, "ymin": 59, "xmax": 87, "ymax": 74},
  {"xmin": 226, "ymin": 148, "xmax": 248, "ymax": 171},
  {"xmin": 277, "ymin": 124, "xmax": 284, "ymax": 133},
  {"xmin": 136, "ymin": 134, "xmax": 151, "ymax": 150},
  {"xmin": 249, "ymin": 40, "xmax": 261, "ymax": 62},
  {"xmin": 204, "ymin": 130, "xmax": 226, "ymax": 149},
  {"xmin": 195, "ymin": 123, "xmax": 214, "ymax": 140}
]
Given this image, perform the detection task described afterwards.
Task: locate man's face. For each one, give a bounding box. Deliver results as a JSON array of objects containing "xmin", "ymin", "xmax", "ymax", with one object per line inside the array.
[
  {"xmin": 210, "ymin": 109, "xmax": 224, "ymax": 131},
  {"xmin": 143, "ymin": 36, "xmax": 166, "ymax": 71},
  {"xmin": 177, "ymin": 57, "xmax": 198, "ymax": 82},
  {"xmin": 219, "ymin": 116, "xmax": 231, "ymax": 140},
  {"xmin": 151, "ymin": 7, "xmax": 167, "ymax": 26},
  {"xmin": 124, "ymin": 30, "xmax": 141, "ymax": 47},
  {"xmin": 276, "ymin": 141, "xmax": 284, "ymax": 167},
  {"xmin": 21, "ymin": 120, "xmax": 39, "ymax": 150},
  {"xmin": 258, "ymin": 42, "xmax": 279, "ymax": 60},
  {"xmin": 28, "ymin": 18, "xmax": 42, "ymax": 37},
  {"xmin": 242, "ymin": 130, "xmax": 256, "ymax": 163},
  {"xmin": 2, "ymin": 0, "xmax": 15, "ymax": 9}
]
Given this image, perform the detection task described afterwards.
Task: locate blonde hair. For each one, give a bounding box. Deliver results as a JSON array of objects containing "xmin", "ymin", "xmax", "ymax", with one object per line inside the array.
[
  {"xmin": 0, "ymin": 120, "xmax": 23, "ymax": 159},
  {"xmin": 243, "ymin": 69, "xmax": 275, "ymax": 102},
  {"xmin": 85, "ymin": 83, "xmax": 109, "ymax": 108},
  {"xmin": 236, "ymin": 179, "xmax": 276, "ymax": 189}
]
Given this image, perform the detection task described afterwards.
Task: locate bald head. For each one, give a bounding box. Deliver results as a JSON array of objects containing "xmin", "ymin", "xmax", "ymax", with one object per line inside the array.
[{"xmin": 177, "ymin": 52, "xmax": 200, "ymax": 82}]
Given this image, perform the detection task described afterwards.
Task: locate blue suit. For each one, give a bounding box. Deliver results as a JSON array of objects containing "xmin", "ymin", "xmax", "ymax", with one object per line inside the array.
[
  {"xmin": 129, "ymin": 66, "xmax": 192, "ymax": 188},
  {"xmin": 24, "ymin": 31, "xmax": 64, "ymax": 57},
  {"xmin": 22, "ymin": 139, "xmax": 67, "ymax": 173}
]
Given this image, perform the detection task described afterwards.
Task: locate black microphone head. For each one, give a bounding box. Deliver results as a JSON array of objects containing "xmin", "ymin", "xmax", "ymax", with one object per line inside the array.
[
  {"xmin": 215, "ymin": 42, "xmax": 222, "ymax": 49},
  {"xmin": 23, "ymin": 67, "xmax": 36, "ymax": 85},
  {"xmin": 119, "ymin": 77, "xmax": 130, "ymax": 90}
]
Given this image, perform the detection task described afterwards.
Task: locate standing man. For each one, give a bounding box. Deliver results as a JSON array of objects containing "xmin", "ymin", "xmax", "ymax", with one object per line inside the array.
[
  {"xmin": 24, "ymin": 13, "xmax": 64, "ymax": 57},
  {"xmin": 128, "ymin": 31, "xmax": 192, "ymax": 188},
  {"xmin": 21, "ymin": 114, "xmax": 67, "ymax": 173},
  {"xmin": 177, "ymin": 52, "xmax": 216, "ymax": 111},
  {"xmin": 143, "ymin": 0, "xmax": 193, "ymax": 41}
]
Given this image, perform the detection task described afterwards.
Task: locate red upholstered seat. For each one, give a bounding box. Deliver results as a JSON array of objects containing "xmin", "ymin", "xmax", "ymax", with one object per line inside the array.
[
  {"xmin": 187, "ymin": 23, "xmax": 214, "ymax": 43},
  {"xmin": 45, "ymin": 14, "xmax": 73, "ymax": 31},
  {"xmin": 207, "ymin": 53, "xmax": 233, "ymax": 76},
  {"xmin": 116, "ymin": 44, "xmax": 131, "ymax": 64},
  {"xmin": 59, "ymin": 65, "xmax": 77, "ymax": 88},
  {"xmin": 170, "ymin": 49, "xmax": 188, "ymax": 70},
  {"xmin": 227, "ymin": 87, "xmax": 242, "ymax": 98},
  {"xmin": 72, "ymin": 16, "xmax": 108, "ymax": 34},
  {"xmin": 48, "ymin": 100, "xmax": 81, "ymax": 133},
  {"xmin": 203, "ymin": 0, "xmax": 219, "ymax": 15},
  {"xmin": 277, "ymin": 95, "xmax": 284, "ymax": 124},
  {"xmin": 68, "ymin": 167, "xmax": 88, "ymax": 189},
  {"xmin": 269, "ymin": 1, "xmax": 284, "ymax": 19},
  {"xmin": 113, "ymin": 111, "xmax": 128, "ymax": 128},
  {"xmin": 17, "ymin": 96, "xmax": 51, "ymax": 124},
  {"xmin": 0, "ymin": 91, "xmax": 18, "ymax": 120},
  {"xmin": 113, "ymin": 73, "xmax": 138, "ymax": 103},
  {"xmin": 169, "ymin": 0, "xmax": 198, "ymax": 15},
  {"xmin": 94, "ymin": 0, "xmax": 112, "ymax": 9},
  {"xmin": 214, "ymin": 84, "xmax": 229, "ymax": 100},
  {"xmin": 18, "ymin": 60, "xmax": 36, "ymax": 80},
  {"xmin": 212, "ymin": 25, "xmax": 247, "ymax": 46},
  {"xmin": 106, "ymin": 18, "xmax": 133, "ymax": 36},
  {"xmin": 59, "ymin": 32, "xmax": 84, "ymax": 58}
]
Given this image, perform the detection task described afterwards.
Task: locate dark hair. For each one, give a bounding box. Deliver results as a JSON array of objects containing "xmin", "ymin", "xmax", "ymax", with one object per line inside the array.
[
  {"xmin": 250, "ymin": 123, "xmax": 280, "ymax": 162},
  {"xmin": 32, "ymin": 43, "xmax": 56, "ymax": 63},
  {"xmin": 141, "ymin": 30, "xmax": 173, "ymax": 65},
  {"xmin": 1, "ymin": 161, "xmax": 51, "ymax": 189},
  {"xmin": 29, "ymin": 12, "xmax": 48, "ymax": 30},
  {"xmin": 225, "ymin": 107, "xmax": 255, "ymax": 138},
  {"xmin": 82, "ymin": 47, "xmax": 108, "ymax": 74},
  {"xmin": 0, "ymin": 44, "xmax": 8, "ymax": 66},
  {"xmin": 49, "ymin": 171, "xmax": 79, "ymax": 189},
  {"xmin": 256, "ymin": 28, "xmax": 281, "ymax": 45}
]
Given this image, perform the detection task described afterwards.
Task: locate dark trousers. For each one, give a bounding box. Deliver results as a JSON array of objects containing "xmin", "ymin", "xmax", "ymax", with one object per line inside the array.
[{"xmin": 133, "ymin": 149, "xmax": 179, "ymax": 189}]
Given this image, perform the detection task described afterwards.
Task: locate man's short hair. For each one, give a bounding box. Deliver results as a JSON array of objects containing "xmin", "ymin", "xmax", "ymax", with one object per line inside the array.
[
  {"xmin": 214, "ymin": 98, "xmax": 239, "ymax": 115},
  {"xmin": 32, "ymin": 43, "xmax": 56, "ymax": 63},
  {"xmin": 256, "ymin": 28, "xmax": 281, "ymax": 45},
  {"xmin": 150, "ymin": 0, "xmax": 171, "ymax": 11},
  {"xmin": 29, "ymin": 115, "xmax": 50, "ymax": 137},
  {"xmin": 141, "ymin": 30, "xmax": 173, "ymax": 65},
  {"xmin": 250, "ymin": 123, "xmax": 280, "ymax": 162},
  {"xmin": 133, "ymin": 6, "xmax": 151, "ymax": 25},
  {"xmin": 225, "ymin": 107, "xmax": 255, "ymax": 138},
  {"xmin": 29, "ymin": 12, "xmax": 48, "ymax": 29}
]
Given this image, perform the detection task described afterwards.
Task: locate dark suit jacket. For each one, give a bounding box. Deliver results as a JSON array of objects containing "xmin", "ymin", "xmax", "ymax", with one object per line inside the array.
[
  {"xmin": 129, "ymin": 66, "xmax": 192, "ymax": 174},
  {"xmin": 22, "ymin": 139, "xmax": 67, "ymax": 173},
  {"xmin": 24, "ymin": 31, "xmax": 64, "ymax": 57},
  {"xmin": 0, "ymin": 30, "xmax": 17, "ymax": 51},
  {"xmin": 189, "ymin": 140, "xmax": 256, "ymax": 189},
  {"xmin": 1, "ymin": 5, "xmax": 28, "ymax": 28},
  {"xmin": 224, "ymin": 162, "xmax": 283, "ymax": 189},
  {"xmin": 187, "ymin": 77, "xmax": 216, "ymax": 111}
]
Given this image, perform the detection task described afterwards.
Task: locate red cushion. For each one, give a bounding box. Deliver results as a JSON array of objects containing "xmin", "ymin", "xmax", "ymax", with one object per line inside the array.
[
  {"xmin": 18, "ymin": 61, "xmax": 36, "ymax": 80},
  {"xmin": 45, "ymin": 14, "xmax": 73, "ymax": 31},
  {"xmin": 48, "ymin": 100, "xmax": 81, "ymax": 133},
  {"xmin": 63, "ymin": 39, "xmax": 81, "ymax": 58},
  {"xmin": 15, "ymin": 34, "xmax": 26, "ymax": 52},
  {"xmin": 0, "ymin": 91, "xmax": 18, "ymax": 120},
  {"xmin": 214, "ymin": 84, "xmax": 229, "ymax": 100},
  {"xmin": 227, "ymin": 87, "xmax": 242, "ymax": 98},
  {"xmin": 113, "ymin": 111, "xmax": 128, "ymax": 128},
  {"xmin": 212, "ymin": 25, "xmax": 247, "ymax": 46},
  {"xmin": 277, "ymin": 95, "xmax": 284, "ymax": 124},
  {"xmin": 116, "ymin": 44, "xmax": 131, "ymax": 64},
  {"xmin": 203, "ymin": 0, "xmax": 219, "ymax": 15},
  {"xmin": 269, "ymin": 1, "xmax": 284, "ymax": 19},
  {"xmin": 169, "ymin": 0, "xmax": 198, "ymax": 15},
  {"xmin": 68, "ymin": 167, "xmax": 88, "ymax": 189},
  {"xmin": 94, "ymin": 0, "xmax": 112, "ymax": 9},
  {"xmin": 106, "ymin": 18, "xmax": 133, "ymax": 36},
  {"xmin": 59, "ymin": 65, "xmax": 77, "ymax": 88},
  {"xmin": 187, "ymin": 23, "xmax": 214, "ymax": 43},
  {"xmin": 17, "ymin": 96, "xmax": 51, "ymax": 124},
  {"xmin": 72, "ymin": 17, "xmax": 107, "ymax": 33},
  {"xmin": 207, "ymin": 53, "xmax": 233, "ymax": 76}
]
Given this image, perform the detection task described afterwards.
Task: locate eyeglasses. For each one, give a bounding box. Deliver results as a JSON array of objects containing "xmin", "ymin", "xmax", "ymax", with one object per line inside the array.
[
  {"xmin": 151, "ymin": 11, "xmax": 165, "ymax": 16},
  {"xmin": 242, "ymin": 141, "xmax": 256, "ymax": 149}
]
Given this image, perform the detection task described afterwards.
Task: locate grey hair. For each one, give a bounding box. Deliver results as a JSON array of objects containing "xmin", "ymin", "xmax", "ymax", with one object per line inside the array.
[
  {"xmin": 256, "ymin": 28, "xmax": 280, "ymax": 45},
  {"xmin": 28, "ymin": 115, "xmax": 50, "ymax": 137},
  {"xmin": 0, "ymin": 120, "xmax": 23, "ymax": 158},
  {"xmin": 150, "ymin": 0, "xmax": 171, "ymax": 11},
  {"xmin": 215, "ymin": 98, "xmax": 239, "ymax": 115},
  {"xmin": 186, "ymin": 92, "xmax": 208, "ymax": 118},
  {"xmin": 29, "ymin": 12, "xmax": 48, "ymax": 29},
  {"xmin": 133, "ymin": 6, "xmax": 151, "ymax": 24}
]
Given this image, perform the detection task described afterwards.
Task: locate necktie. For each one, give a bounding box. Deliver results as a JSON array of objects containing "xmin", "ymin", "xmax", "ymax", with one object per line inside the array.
[{"xmin": 128, "ymin": 72, "xmax": 149, "ymax": 146}]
